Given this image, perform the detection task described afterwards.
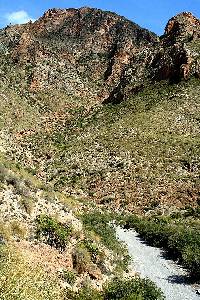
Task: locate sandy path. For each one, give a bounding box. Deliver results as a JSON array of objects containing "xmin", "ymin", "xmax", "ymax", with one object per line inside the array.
[{"xmin": 116, "ymin": 227, "xmax": 200, "ymax": 300}]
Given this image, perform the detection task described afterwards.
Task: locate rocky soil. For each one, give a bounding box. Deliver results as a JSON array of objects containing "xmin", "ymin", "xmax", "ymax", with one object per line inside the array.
[{"xmin": 0, "ymin": 163, "xmax": 123, "ymax": 292}]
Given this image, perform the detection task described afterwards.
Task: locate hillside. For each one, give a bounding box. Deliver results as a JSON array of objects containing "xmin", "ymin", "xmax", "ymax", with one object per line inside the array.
[
  {"xmin": 0, "ymin": 9, "xmax": 200, "ymax": 212},
  {"xmin": 0, "ymin": 6, "xmax": 200, "ymax": 299}
]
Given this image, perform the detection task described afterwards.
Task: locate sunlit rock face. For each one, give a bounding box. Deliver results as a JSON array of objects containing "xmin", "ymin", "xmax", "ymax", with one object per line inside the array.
[
  {"xmin": 0, "ymin": 8, "xmax": 199, "ymax": 105},
  {"xmin": 150, "ymin": 12, "xmax": 200, "ymax": 82},
  {"xmin": 164, "ymin": 12, "xmax": 200, "ymax": 44}
]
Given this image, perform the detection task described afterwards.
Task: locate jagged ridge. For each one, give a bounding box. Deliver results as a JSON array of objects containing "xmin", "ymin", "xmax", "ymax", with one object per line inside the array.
[{"xmin": 0, "ymin": 8, "xmax": 199, "ymax": 105}]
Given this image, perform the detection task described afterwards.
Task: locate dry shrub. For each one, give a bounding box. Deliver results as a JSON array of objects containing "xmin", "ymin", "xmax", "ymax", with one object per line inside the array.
[
  {"xmin": 0, "ymin": 244, "xmax": 65, "ymax": 300},
  {"xmin": 0, "ymin": 222, "xmax": 12, "ymax": 241}
]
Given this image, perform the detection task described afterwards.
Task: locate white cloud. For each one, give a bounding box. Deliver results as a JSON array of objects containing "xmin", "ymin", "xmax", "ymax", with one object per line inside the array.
[{"xmin": 5, "ymin": 10, "xmax": 35, "ymax": 25}]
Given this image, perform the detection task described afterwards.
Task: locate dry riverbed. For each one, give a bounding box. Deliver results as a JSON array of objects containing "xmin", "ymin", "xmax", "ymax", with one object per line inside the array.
[{"xmin": 116, "ymin": 227, "xmax": 200, "ymax": 300}]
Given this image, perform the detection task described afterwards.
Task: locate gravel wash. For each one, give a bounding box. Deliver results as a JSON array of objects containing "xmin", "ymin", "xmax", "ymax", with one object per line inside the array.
[{"xmin": 116, "ymin": 227, "xmax": 200, "ymax": 300}]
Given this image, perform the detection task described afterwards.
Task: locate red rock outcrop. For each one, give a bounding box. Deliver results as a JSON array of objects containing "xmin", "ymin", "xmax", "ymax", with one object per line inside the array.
[
  {"xmin": 0, "ymin": 8, "xmax": 199, "ymax": 105},
  {"xmin": 148, "ymin": 12, "xmax": 200, "ymax": 82},
  {"xmin": 164, "ymin": 12, "xmax": 200, "ymax": 43}
]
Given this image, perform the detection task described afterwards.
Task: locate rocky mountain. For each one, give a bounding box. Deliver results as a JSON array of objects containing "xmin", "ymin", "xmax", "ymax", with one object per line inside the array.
[
  {"xmin": 0, "ymin": 7, "xmax": 200, "ymax": 299},
  {"xmin": 0, "ymin": 7, "xmax": 157, "ymax": 105},
  {"xmin": 0, "ymin": 8, "xmax": 200, "ymax": 212},
  {"xmin": 0, "ymin": 9, "xmax": 199, "ymax": 105}
]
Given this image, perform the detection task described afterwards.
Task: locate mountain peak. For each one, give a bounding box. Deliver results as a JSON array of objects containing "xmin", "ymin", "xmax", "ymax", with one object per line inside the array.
[
  {"xmin": 0, "ymin": 8, "xmax": 199, "ymax": 104},
  {"xmin": 3, "ymin": 7, "xmax": 157, "ymax": 103},
  {"xmin": 164, "ymin": 12, "xmax": 200, "ymax": 43}
]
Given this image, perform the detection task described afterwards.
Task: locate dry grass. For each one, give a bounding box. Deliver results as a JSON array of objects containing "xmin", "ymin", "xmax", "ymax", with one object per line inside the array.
[
  {"xmin": 0, "ymin": 222, "xmax": 12, "ymax": 241},
  {"xmin": 14, "ymin": 239, "xmax": 73, "ymax": 274},
  {"xmin": 0, "ymin": 244, "xmax": 65, "ymax": 300},
  {"xmin": 0, "ymin": 221, "xmax": 28, "ymax": 241}
]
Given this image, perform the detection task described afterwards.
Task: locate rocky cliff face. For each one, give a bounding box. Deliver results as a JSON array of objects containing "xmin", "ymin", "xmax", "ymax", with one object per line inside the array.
[
  {"xmin": 149, "ymin": 12, "xmax": 200, "ymax": 82},
  {"xmin": 1, "ymin": 8, "xmax": 199, "ymax": 106},
  {"xmin": 164, "ymin": 12, "xmax": 200, "ymax": 44},
  {"xmin": 0, "ymin": 7, "xmax": 157, "ymax": 105}
]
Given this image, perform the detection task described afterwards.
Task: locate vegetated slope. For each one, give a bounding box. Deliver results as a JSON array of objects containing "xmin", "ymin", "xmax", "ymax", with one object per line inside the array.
[
  {"xmin": 1, "ymin": 7, "xmax": 200, "ymax": 299},
  {"xmin": 8, "ymin": 78, "xmax": 200, "ymax": 213},
  {"xmin": 0, "ymin": 8, "xmax": 199, "ymax": 213},
  {"xmin": 0, "ymin": 153, "xmax": 166, "ymax": 299},
  {"xmin": 0, "ymin": 153, "xmax": 134, "ymax": 298},
  {"xmin": 0, "ymin": 6, "xmax": 200, "ymax": 300}
]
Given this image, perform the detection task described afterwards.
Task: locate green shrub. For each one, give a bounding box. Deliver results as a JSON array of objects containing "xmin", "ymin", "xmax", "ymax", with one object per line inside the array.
[
  {"xmin": 62, "ymin": 270, "xmax": 77, "ymax": 285},
  {"xmin": 72, "ymin": 243, "xmax": 92, "ymax": 273},
  {"xmin": 81, "ymin": 211, "xmax": 130, "ymax": 272},
  {"xmin": 20, "ymin": 196, "xmax": 35, "ymax": 215},
  {"xmin": 0, "ymin": 165, "xmax": 7, "ymax": 182},
  {"xmin": 68, "ymin": 285, "xmax": 103, "ymax": 300},
  {"xmin": 184, "ymin": 206, "xmax": 200, "ymax": 218},
  {"xmin": 10, "ymin": 220, "xmax": 27, "ymax": 239},
  {"xmin": 66, "ymin": 277, "xmax": 164, "ymax": 300},
  {"xmin": 167, "ymin": 228, "xmax": 200, "ymax": 257},
  {"xmin": 182, "ymin": 245, "xmax": 200, "ymax": 278},
  {"xmin": 103, "ymin": 277, "xmax": 164, "ymax": 300},
  {"xmin": 123, "ymin": 214, "xmax": 200, "ymax": 280},
  {"xmin": 5, "ymin": 172, "xmax": 19, "ymax": 187},
  {"xmin": 81, "ymin": 211, "xmax": 121, "ymax": 252},
  {"xmin": 83, "ymin": 238, "xmax": 100, "ymax": 261},
  {"xmin": 35, "ymin": 215, "xmax": 72, "ymax": 250}
]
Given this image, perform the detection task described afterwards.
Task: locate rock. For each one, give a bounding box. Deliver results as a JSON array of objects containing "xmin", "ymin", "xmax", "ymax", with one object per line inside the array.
[
  {"xmin": 164, "ymin": 12, "xmax": 200, "ymax": 44},
  {"xmin": 196, "ymin": 289, "xmax": 200, "ymax": 295},
  {"xmin": 0, "ymin": 235, "xmax": 5, "ymax": 245},
  {"xmin": 155, "ymin": 12, "xmax": 200, "ymax": 81},
  {"xmin": 0, "ymin": 8, "xmax": 199, "ymax": 105},
  {"xmin": 0, "ymin": 7, "xmax": 157, "ymax": 105},
  {"xmin": 88, "ymin": 264, "xmax": 102, "ymax": 280}
]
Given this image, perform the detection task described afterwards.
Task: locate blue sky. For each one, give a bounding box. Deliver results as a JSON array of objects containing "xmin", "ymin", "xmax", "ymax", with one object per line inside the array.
[{"xmin": 0, "ymin": 0, "xmax": 200, "ymax": 35}]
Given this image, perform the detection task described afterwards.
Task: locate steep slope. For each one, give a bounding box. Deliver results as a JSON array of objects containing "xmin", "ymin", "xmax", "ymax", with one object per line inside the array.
[
  {"xmin": 1, "ymin": 9, "xmax": 199, "ymax": 106},
  {"xmin": 0, "ymin": 7, "xmax": 157, "ymax": 105},
  {"xmin": 0, "ymin": 8, "xmax": 199, "ymax": 213},
  {"xmin": 0, "ymin": 154, "xmax": 133, "ymax": 296},
  {"xmin": 12, "ymin": 78, "xmax": 199, "ymax": 213},
  {"xmin": 0, "ymin": 154, "xmax": 166, "ymax": 299}
]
